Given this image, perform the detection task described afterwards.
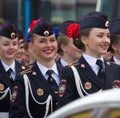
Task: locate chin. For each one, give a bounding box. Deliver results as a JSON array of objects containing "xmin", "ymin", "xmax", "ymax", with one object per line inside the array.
[{"xmin": 45, "ymin": 56, "xmax": 54, "ymax": 60}]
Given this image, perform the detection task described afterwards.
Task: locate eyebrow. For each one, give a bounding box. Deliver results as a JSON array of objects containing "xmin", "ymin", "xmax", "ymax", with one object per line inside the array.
[{"xmin": 97, "ymin": 31, "xmax": 109, "ymax": 35}]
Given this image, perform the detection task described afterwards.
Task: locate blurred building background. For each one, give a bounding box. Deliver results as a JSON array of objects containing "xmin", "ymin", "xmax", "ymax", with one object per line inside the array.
[{"xmin": 0, "ymin": 0, "xmax": 120, "ymax": 35}]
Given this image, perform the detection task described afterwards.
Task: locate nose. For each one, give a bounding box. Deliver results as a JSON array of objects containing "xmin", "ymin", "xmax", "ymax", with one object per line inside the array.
[
  {"xmin": 9, "ymin": 44, "xmax": 14, "ymax": 48},
  {"xmin": 46, "ymin": 41, "xmax": 51, "ymax": 47},
  {"xmin": 104, "ymin": 35, "xmax": 110, "ymax": 43}
]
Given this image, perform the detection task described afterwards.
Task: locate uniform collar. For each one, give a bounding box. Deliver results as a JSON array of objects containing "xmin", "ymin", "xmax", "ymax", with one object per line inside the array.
[
  {"xmin": 60, "ymin": 58, "xmax": 69, "ymax": 67},
  {"xmin": 36, "ymin": 61, "xmax": 59, "ymax": 77},
  {"xmin": 83, "ymin": 53, "xmax": 104, "ymax": 74},
  {"xmin": 113, "ymin": 56, "xmax": 120, "ymax": 65},
  {"xmin": 1, "ymin": 60, "xmax": 15, "ymax": 73}
]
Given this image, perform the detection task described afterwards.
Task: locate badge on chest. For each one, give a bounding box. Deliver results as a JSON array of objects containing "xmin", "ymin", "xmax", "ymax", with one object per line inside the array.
[
  {"xmin": 37, "ymin": 88, "xmax": 44, "ymax": 96},
  {"xmin": 0, "ymin": 83, "xmax": 4, "ymax": 91},
  {"xmin": 85, "ymin": 82, "xmax": 92, "ymax": 90}
]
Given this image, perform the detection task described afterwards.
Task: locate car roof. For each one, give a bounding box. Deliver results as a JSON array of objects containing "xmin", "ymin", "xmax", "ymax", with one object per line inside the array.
[{"xmin": 47, "ymin": 88, "xmax": 120, "ymax": 118}]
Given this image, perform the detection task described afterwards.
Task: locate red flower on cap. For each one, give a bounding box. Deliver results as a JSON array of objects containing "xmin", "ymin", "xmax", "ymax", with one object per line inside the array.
[
  {"xmin": 66, "ymin": 23, "xmax": 79, "ymax": 39},
  {"xmin": 28, "ymin": 19, "xmax": 39, "ymax": 33}
]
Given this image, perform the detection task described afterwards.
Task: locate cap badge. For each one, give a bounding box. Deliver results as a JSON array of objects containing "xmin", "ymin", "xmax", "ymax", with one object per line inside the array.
[
  {"xmin": 44, "ymin": 30, "xmax": 49, "ymax": 36},
  {"xmin": 37, "ymin": 88, "xmax": 44, "ymax": 96},
  {"xmin": 85, "ymin": 82, "xmax": 92, "ymax": 90},
  {"xmin": 0, "ymin": 83, "xmax": 4, "ymax": 91},
  {"xmin": 105, "ymin": 21, "xmax": 109, "ymax": 27},
  {"xmin": 11, "ymin": 32, "xmax": 16, "ymax": 39}
]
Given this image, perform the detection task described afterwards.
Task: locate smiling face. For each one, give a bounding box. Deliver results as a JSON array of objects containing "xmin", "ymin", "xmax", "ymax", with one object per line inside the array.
[
  {"xmin": 15, "ymin": 39, "xmax": 25, "ymax": 63},
  {"xmin": 81, "ymin": 28, "xmax": 110, "ymax": 58},
  {"xmin": 31, "ymin": 33, "xmax": 58, "ymax": 62},
  {"xmin": 0, "ymin": 36, "xmax": 18, "ymax": 62}
]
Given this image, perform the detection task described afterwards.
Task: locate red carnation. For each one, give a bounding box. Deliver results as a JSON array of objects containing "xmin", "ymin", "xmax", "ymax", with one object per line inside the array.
[
  {"xmin": 66, "ymin": 23, "xmax": 79, "ymax": 39},
  {"xmin": 28, "ymin": 19, "xmax": 39, "ymax": 33}
]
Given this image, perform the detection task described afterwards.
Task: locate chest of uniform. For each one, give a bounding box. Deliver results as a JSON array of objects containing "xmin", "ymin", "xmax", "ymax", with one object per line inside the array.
[{"xmin": 27, "ymin": 79, "xmax": 50, "ymax": 102}]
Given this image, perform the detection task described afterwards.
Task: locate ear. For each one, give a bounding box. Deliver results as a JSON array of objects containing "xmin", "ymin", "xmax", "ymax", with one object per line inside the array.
[
  {"xmin": 28, "ymin": 42, "xmax": 34, "ymax": 52},
  {"xmin": 111, "ymin": 44, "xmax": 117, "ymax": 52},
  {"xmin": 61, "ymin": 44, "xmax": 67, "ymax": 52},
  {"xmin": 81, "ymin": 36, "xmax": 88, "ymax": 46}
]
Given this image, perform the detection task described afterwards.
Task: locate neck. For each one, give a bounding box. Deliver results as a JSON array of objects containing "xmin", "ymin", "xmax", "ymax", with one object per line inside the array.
[
  {"xmin": 114, "ymin": 53, "xmax": 120, "ymax": 60},
  {"xmin": 62, "ymin": 55, "xmax": 76, "ymax": 64},
  {"xmin": 37, "ymin": 59, "xmax": 55, "ymax": 68},
  {"xmin": 1, "ymin": 58, "xmax": 14, "ymax": 66}
]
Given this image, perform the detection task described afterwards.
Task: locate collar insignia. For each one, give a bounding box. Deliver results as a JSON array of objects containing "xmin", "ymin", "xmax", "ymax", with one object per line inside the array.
[
  {"xmin": 32, "ymin": 71, "xmax": 36, "ymax": 76},
  {"xmin": 22, "ymin": 66, "xmax": 25, "ymax": 70},
  {"xmin": 81, "ymin": 64, "xmax": 85, "ymax": 68}
]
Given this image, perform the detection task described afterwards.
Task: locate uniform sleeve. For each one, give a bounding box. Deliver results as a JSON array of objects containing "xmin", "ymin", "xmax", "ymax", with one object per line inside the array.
[
  {"xmin": 57, "ymin": 66, "xmax": 79, "ymax": 108},
  {"xmin": 9, "ymin": 75, "xmax": 29, "ymax": 118}
]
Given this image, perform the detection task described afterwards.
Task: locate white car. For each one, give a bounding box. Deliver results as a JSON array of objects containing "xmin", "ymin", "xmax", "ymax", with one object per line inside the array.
[{"xmin": 47, "ymin": 88, "xmax": 120, "ymax": 118}]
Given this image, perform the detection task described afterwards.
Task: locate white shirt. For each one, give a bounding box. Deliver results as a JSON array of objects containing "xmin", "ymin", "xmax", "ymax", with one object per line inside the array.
[
  {"xmin": 60, "ymin": 58, "xmax": 69, "ymax": 67},
  {"xmin": 1, "ymin": 60, "xmax": 16, "ymax": 80},
  {"xmin": 113, "ymin": 56, "xmax": 120, "ymax": 65},
  {"xmin": 37, "ymin": 61, "xmax": 60, "ymax": 85},
  {"xmin": 83, "ymin": 54, "xmax": 104, "ymax": 75}
]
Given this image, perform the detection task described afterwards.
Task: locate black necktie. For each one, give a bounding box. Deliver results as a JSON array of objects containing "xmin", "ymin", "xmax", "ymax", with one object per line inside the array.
[
  {"xmin": 7, "ymin": 68, "xmax": 13, "ymax": 80},
  {"xmin": 96, "ymin": 60, "xmax": 105, "ymax": 78},
  {"xmin": 46, "ymin": 70, "xmax": 58, "ymax": 91}
]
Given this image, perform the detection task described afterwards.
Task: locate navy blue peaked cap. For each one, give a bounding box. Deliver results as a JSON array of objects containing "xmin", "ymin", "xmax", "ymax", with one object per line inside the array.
[
  {"xmin": 0, "ymin": 20, "xmax": 17, "ymax": 39},
  {"xmin": 109, "ymin": 18, "xmax": 120, "ymax": 34},
  {"xmin": 58, "ymin": 20, "xmax": 77, "ymax": 35},
  {"xmin": 17, "ymin": 29, "xmax": 24, "ymax": 40},
  {"xmin": 32, "ymin": 17, "xmax": 54, "ymax": 36},
  {"xmin": 80, "ymin": 11, "xmax": 109, "ymax": 30}
]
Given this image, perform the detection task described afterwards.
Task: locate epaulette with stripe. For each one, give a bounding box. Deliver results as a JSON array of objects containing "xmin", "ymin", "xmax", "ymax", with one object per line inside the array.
[
  {"xmin": 107, "ymin": 61, "xmax": 119, "ymax": 66},
  {"xmin": 18, "ymin": 66, "xmax": 32, "ymax": 76},
  {"xmin": 26, "ymin": 63, "xmax": 34, "ymax": 69},
  {"xmin": 67, "ymin": 62, "xmax": 79, "ymax": 67}
]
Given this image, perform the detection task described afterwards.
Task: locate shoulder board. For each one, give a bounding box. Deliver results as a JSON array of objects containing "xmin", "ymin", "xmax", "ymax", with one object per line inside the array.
[
  {"xmin": 18, "ymin": 67, "xmax": 32, "ymax": 76},
  {"xmin": 23, "ymin": 63, "xmax": 33, "ymax": 69},
  {"xmin": 107, "ymin": 61, "xmax": 118, "ymax": 66},
  {"xmin": 67, "ymin": 62, "xmax": 79, "ymax": 67},
  {"xmin": 27, "ymin": 63, "xmax": 34, "ymax": 68}
]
